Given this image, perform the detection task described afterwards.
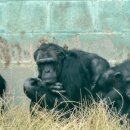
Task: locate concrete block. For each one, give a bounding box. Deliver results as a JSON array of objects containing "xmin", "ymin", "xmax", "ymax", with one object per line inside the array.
[
  {"xmin": 6, "ymin": 1, "xmax": 50, "ymax": 33},
  {"xmin": 51, "ymin": 1, "xmax": 93, "ymax": 32},
  {"xmin": 122, "ymin": 1, "xmax": 130, "ymax": 32},
  {"xmin": 0, "ymin": 2, "xmax": 6, "ymax": 33},
  {"xmin": 98, "ymin": 1, "xmax": 123, "ymax": 32}
]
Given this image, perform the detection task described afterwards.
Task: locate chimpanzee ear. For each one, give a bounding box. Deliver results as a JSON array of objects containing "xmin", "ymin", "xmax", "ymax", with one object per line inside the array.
[
  {"xmin": 58, "ymin": 51, "xmax": 66, "ymax": 60},
  {"xmin": 125, "ymin": 77, "xmax": 130, "ymax": 84},
  {"xmin": 114, "ymin": 72, "xmax": 122, "ymax": 79}
]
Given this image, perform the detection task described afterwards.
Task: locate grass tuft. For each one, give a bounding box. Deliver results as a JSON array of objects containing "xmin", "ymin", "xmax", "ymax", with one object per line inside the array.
[{"xmin": 0, "ymin": 100, "xmax": 129, "ymax": 130}]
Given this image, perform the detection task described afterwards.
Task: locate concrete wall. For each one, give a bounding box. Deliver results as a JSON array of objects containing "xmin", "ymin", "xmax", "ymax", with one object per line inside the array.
[{"xmin": 0, "ymin": 0, "xmax": 130, "ymax": 105}]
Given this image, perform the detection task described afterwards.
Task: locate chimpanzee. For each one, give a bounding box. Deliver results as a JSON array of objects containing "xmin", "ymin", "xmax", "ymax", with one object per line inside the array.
[
  {"xmin": 0, "ymin": 74, "xmax": 6, "ymax": 114},
  {"xmin": 92, "ymin": 60, "xmax": 130, "ymax": 118},
  {"xmin": 24, "ymin": 78, "xmax": 76, "ymax": 117},
  {"xmin": 24, "ymin": 43, "xmax": 110, "ymax": 114}
]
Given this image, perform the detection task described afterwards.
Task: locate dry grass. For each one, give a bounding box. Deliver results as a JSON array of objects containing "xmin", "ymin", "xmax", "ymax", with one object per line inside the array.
[{"xmin": 0, "ymin": 101, "xmax": 129, "ymax": 130}]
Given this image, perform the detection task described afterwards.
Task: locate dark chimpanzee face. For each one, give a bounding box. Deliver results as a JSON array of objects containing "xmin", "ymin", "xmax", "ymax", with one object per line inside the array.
[
  {"xmin": 37, "ymin": 58, "xmax": 58, "ymax": 84},
  {"xmin": 35, "ymin": 50, "xmax": 58, "ymax": 84},
  {"xmin": 34, "ymin": 44, "xmax": 66, "ymax": 85}
]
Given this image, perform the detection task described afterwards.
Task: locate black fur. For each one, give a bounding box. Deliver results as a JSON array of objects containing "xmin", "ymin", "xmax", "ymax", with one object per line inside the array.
[
  {"xmin": 0, "ymin": 74, "xmax": 6, "ymax": 114},
  {"xmin": 24, "ymin": 43, "xmax": 110, "ymax": 114},
  {"xmin": 0, "ymin": 75, "xmax": 6, "ymax": 97},
  {"xmin": 92, "ymin": 60, "xmax": 130, "ymax": 118}
]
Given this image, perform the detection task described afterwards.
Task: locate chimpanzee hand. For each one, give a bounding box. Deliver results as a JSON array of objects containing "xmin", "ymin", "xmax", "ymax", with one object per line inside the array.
[{"xmin": 49, "ymin": 83, "xmax": 66, "ymax": 95}]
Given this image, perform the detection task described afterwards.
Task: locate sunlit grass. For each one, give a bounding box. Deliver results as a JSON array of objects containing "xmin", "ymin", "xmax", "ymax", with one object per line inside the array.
[{"xmin": 0, "ymin": 100, "xmax": 129, "ymax": 130}]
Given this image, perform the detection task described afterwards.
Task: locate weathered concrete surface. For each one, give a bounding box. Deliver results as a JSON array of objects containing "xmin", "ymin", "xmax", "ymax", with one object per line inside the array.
[
  {"xmin": 0, "ymin": 0, "xmax": 130, "ymax": 105},
  {"xmin": 0, "ymin": 65, "xmax": 36, "ymax": 105}
]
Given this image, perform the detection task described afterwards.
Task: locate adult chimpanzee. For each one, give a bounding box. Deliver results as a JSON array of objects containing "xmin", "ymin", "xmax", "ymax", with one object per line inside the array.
[
  {"xmin": 0, "ymin": 74, "xmax": 6, "ymax": 114},
  {"xmin": 24, "ymin": 43, "xmax": 110, "ymax": 113},
  {"xmin": 92, "ymin": 60, "xmax": 130, "ymax": 118}
]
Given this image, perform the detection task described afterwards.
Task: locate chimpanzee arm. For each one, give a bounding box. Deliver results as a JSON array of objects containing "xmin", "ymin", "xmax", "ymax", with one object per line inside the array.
[
  {"xmin": 23, "ymin": 78, "xmax": 69, "ymax": 110},
  {"xmin": 49, "ymin": 83, "xmax": 66, "ymax": 94}
]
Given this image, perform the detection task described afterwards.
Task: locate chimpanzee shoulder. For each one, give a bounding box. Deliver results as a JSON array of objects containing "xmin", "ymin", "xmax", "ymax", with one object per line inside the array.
[{"xmin": 58, "ymin": 49, "xmax": 91, "ymax": 100}]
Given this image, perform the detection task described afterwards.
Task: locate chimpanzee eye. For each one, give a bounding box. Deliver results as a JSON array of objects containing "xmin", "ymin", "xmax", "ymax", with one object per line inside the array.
[{"xmin": 37, "ymin": 63, "xmax": 44, "ymax": 68}]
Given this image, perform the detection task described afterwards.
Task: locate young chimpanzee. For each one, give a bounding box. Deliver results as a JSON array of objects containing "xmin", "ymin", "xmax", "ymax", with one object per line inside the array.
[{"xmin": 24, "ymin": 78, "xmax": 76, "ymax": 117}]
